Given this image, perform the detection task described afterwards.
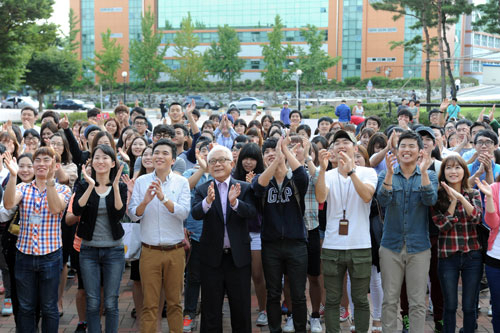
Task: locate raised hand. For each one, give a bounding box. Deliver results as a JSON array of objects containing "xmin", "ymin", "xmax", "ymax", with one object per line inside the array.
[
  {"xmin": 81, "ymin": 165, "xmax": 95, "ymax": 187},
  {"xmin": 490, "ymin": 104, "xmax": 496, "ymax": 120},
  {"xmin": 3, "ymin": 152, "xmax": 18, "ymax": 177},
  {"xmin": 118, "ymin": 148, "xmax": 130, "ymax": 163},
  {"xmin": 195, "ymin": 149, "xmax": 207, "ymax": 170},
  {"xmin": 228, "ymin": 183, "xmax": 241, "ymax": 206},
  {"xmin": 121, "ymin": 173, "xmax": 135, "ymax": 193},
  {"xmin": 22, "ymin": 119, "xmax": 32, "ymax": 130},
  {"xmin": 59, "ymin": 114, "xmax": 70, "ymax": 130},
  {"xmin": 386, "ymin": 152, "xmax": 397, "ymax": 175},
  {"xmin": 206, "ymin": 181, "xmax": 216, "ymax": 205},
  {"xmin": 47, "ymin": 157, "xmax": 57, "ymax": 181},
  {"xmin": 419, "ymin": 150, "xmax": 432, "ymax": 172},
  {"xmin": 143, "ymin": 182, "xmax": 156, "ymax": 204},
  {"xmin": 275, "ymin": 137, "xmax": 284, "ymax": 163},
  {"xmin": 338, "ymin": 151, "xmax": 355, "ymax": 174},
  {"xmin": 246, "ymin": 171, "xmax": 256, "ymax": 183},
  {"xmin": 475, "ymin": 178, "xmax": 493, "ymax": 197},
  {"xmin": 441, "ymin": 182, "xmax": 458, "ymax": 201},
  {"xmin": 186, "ymin": 98, "xmax": 196, "ymax": 114},
  {"xmin": 387, "ymin": 131, "xmax": 395, "ymax": 150},
  {"xmin": 151, "ymin": 178, "xmax": 164, "ymax": 201},
  {"xmin": 113, "ymin": 164, "xmax": 125, "ymax": 189},
  {"xmin": 318, "ymin": 149, "xmax": 329, "ymax": 171},
  {"xmin": 302, "ymin": 137, "xmax": 311, "ymax": 158},
  {"xmin": 440, "ymin": 98, "xmax": 450, "ymax": 112}
]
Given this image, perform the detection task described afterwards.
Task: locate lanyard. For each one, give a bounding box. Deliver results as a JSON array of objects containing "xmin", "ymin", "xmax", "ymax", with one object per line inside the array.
[{"xmin": 337, "ymin": 171, "xmax": 352, "ymax": 220}]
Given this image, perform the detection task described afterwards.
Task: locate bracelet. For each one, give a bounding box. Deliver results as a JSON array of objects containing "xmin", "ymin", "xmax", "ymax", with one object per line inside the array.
[{"xmin": 383, "ymin": 182, "xmax": 392, "ymax": 187}]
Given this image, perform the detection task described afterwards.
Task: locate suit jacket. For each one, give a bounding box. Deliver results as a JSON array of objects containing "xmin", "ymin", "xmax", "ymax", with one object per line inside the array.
[{"xmin": 192, "ymin": 178, "xmax": 256, "ymax": 268}]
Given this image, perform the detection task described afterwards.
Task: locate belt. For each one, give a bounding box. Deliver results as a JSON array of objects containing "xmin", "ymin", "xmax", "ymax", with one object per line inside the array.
[
  {"xmin": 223, "ymin": 248, "xmax": 231, "ymax": 255},
  {"xmin": 142, "ymin": 242, "xmax": 184, "ymax": 251}
]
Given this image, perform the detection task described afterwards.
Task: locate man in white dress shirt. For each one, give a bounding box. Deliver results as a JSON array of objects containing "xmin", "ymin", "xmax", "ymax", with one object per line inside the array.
[{"xmin": 128, "ymin": 139, "xmax": 191, "ymax": 333}]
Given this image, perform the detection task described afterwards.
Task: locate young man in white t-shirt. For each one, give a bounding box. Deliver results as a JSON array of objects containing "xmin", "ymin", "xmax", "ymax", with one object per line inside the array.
[{"xmin": 315, "ymin": 130, "xmax": 378, "ymax": 333}]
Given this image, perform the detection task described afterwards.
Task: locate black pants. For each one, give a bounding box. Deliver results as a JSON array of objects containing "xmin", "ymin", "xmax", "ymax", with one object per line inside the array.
[
  {"xmin": 200, "ymin": 252, "xmax": 251, "ymax": 332},
  {"xmin": 262, "ymin": 239, "xmax": 308, "ymax": 333}
]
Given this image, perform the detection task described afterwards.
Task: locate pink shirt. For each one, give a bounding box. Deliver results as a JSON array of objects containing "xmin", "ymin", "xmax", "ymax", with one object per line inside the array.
[{"xmin": 484, "ymin": 182, "xmax": 500, "ymax": 251}]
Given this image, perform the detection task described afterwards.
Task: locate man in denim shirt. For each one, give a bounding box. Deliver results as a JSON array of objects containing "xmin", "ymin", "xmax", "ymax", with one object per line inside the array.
[{"xmin": 376, "ymin": 131, "xmax": 438, "ymax": 332}]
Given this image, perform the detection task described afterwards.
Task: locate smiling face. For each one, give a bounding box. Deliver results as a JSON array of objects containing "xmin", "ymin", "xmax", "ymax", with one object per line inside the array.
[
  {"xmin": 397, "ymin": 138, "xmax": 420, "ymax": 165},
  {"xmin": 354, "ymin": 152, "xmax": 366, "ymax": 167},
  {"xmin": 33, "ymin": 154, "xmax": 56, "ymax": 179},
  {"xmin": 234, "ymin": 123, "xmax": 246, "ymax": 135},
  {"xmin": 105, "ymin": 120, "xmax": 118, "ymax": 135},
  {"xmin": 318, "ymin": 121, "xmax": 331, "ymax": 135},
  {"xmin": 456, "ymin": 124, "xmax": 470, "ymax": 141},
  {"xmin": 152, "ymin": 144, "xmax": 175, "ymax": 172},
  {"xmin": 290, "ymin": 113, "xmax": 301, "ymax": 125},
  {"xmin": 41, "ymin": 128, "xmax": 54, "ymax": 142},
  {"xmin": 21, "ymin": 109, "xmax": 36, "ymax": 126},
  {"xmin": 366, "ymin": 119, "xmax": 379, "ymax": 131},
  {"xmin": 444, "ymin": 159, "xmax": 464, "ymax": 185},
  {"xmin": 92, "ymin": 148, "xmax": 115, "ymax": 175},
  {"xmin": 331, "ymin": 137, "xmax": 355, "ymax": 159},
  {"xmin": 141, "ymin": 147, "xmax": 153, "ymax": 170},
  {"xmin": 420, "ymin": 134, "xmax": 435, "ymax": 155},
  {"xmin": 263, "ymin": 147, "xmax": 276, "ymax": 166},
  {"xmin": 172, "ymin": 128, "xmax": 186, "ymax": 147},
  {"xmin": 360, "ymin": 134, "xmax": 370, "ymax": 147},
  {"xmin": 18, "ymin": 156, "xmax": 34, "ymax": 183},
  {"xmin": 50, "ymin": 136, "xmax": 65, "ymax": 157},
  {"xmin": 168, "ymin": 105, "xmax": 183, "ymax": 123},
  {"xmin": 262, "ymin": 118, "xmax": 272, "ymax": 131},
  {"xmin": 208, "ymin": 150, "xmax": 233, "ymax": 181},
  {"xmin": 131, "ymin": 138, "xmax": 147, "ymax": 157},
  {"xmin": 97, "ymin": 135, "xmax": 112, "ymax": 147},
  {"xmin": 475, "ymin": 135, "xmax": 496, "ymax": 155},
  {"xmin": 242, "ymin": 157, "xmax": 257, "ymax": 172},
  {"xmin": 116, "ymin": 111, "xmax": 129, "ymax": 125}
]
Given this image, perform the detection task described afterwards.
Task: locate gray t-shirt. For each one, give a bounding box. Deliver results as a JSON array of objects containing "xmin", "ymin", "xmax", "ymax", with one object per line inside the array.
[{"xmin": 82, "ymin": 188, "xmax": 123, "ymax": 248}]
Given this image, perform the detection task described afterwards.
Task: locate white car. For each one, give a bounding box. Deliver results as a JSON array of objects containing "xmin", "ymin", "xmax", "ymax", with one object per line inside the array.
[
  {"xmin": 1, "ymin": 96, "xmax": 39, "ymax": 109},
  {"xmin": 228, "ymin": 97, "xmax": 266, "ymax": 110}
]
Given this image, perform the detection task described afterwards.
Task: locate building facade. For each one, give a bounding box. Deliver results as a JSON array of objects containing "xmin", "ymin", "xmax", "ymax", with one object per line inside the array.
[{"xmin": 70, "ymin": 0, "xmax": 485, "ymax": 83}]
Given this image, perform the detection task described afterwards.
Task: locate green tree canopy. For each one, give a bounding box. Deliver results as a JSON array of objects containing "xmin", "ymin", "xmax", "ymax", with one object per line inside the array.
[
  {"xmin": 473, "ymin": 0, "xmax": 500, "ymax": 34},
  {"xmin": 169, "ymin": 13, "xmax": 205, "ymax": 92},
  {"xmin": 130, "ymin": 8, "xmax": 168, "ymax": 106},
  {"xmin": 261, "ymin": 15, "xmax": 295, "ymax": 97},
  {"xmin": 24, "ymin": 48, "xmax": 80, "ymax": 113},
  {"xmin": 93, "ymin": 29, "xmax": 123, "ymax": 103},
  {"xmin": 203, "ymin": 25, "xmax": 244, "ymax": 100},
  {"xmin": 294, "ymin": 25, "xmax": 340, "ymax": 91}
]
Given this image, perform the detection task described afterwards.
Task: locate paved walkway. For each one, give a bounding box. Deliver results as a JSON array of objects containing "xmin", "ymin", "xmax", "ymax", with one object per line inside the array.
[{"xmin": 0, "ymin": 266, "xmax": 495, "ymax": 332}]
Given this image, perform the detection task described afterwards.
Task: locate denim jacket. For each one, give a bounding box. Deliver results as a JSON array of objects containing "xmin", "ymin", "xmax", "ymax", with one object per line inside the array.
[{"xmin": 376, "ymin": 165, "xmax": 438, "ymax": 254}]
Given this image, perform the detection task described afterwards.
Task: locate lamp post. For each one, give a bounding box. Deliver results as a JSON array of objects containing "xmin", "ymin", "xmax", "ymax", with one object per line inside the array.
[
  {"xmin": 121, "ymin": 71, "xmax": 128, "ymax": 105},
  {"xmin": 296, "ymin": 69, "xmax": 303, "ymax": 111}
]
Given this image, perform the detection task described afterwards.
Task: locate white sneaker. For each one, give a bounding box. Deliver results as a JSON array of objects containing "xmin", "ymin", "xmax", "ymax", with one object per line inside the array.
[
  {"xmin": 310, "ymin": 317, "xmax": 323, "ymax": 333},
  {"xmin": 283, "ymin": 316, "xmax": 295, "ymax": 332},
  {"xmin": 256, "ymin": 310, "xmax": 268, "ymax": 326},
  {"xmin": 489, "ymin": 306, "xmax": 493, "ymax": 317}
]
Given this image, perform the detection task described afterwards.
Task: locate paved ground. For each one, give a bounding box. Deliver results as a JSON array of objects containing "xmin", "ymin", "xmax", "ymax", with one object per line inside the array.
[{"xmin": 0, "ymin": 265, "xmax": 494, "ymax": 332}]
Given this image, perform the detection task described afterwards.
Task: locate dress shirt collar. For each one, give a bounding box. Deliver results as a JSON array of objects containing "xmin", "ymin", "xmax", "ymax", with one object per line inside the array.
[
  {"xmin": 152, "ymin": 170, "xmax": 172, "ymax": 184},
  {"xmin": 215, "ymin": 176, "xmax": 231, "ymax": 188}
]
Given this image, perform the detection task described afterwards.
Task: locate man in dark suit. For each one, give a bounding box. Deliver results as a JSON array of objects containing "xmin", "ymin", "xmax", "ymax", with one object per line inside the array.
[{"xmin": 191, "ymin": 145, "xmax": 256, "ymax": 333}]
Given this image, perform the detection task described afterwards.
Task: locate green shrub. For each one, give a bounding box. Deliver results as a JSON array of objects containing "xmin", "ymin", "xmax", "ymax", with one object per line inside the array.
[{"xmin": 344, "ymin": 77, "xmax": 360, "ymax": 86}]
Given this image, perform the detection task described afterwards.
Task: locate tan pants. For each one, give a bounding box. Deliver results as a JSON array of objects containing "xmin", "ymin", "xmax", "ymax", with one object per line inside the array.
[
  {"xmin": 140, "ymin": 246, "xmax": 185, "ymax": 333},
  {"xmin": 379, "ymin": 245, "xmax": 430, "ymax": 333}
]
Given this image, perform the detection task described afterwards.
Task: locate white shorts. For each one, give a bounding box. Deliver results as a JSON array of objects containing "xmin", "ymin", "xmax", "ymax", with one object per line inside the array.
[{"xmin": 250, "ymin": 232, "xmax": 261, "ymax": 251}]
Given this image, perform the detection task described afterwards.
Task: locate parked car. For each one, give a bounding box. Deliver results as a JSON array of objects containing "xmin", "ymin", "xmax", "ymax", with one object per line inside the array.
[
  {"xmin": 183, "ymin": 95, "xmax": 219, "ymax": 110},
  {"xmin": 1, "ymin": 96, "xmax": 39, "ymax": 109},
  {"xmin": 53, "ymin": 99, "xmax": 95, "ymax": 110},
  {"xmin": 228, "ymin": 97, "xmax": 266, "ymax": 110}
]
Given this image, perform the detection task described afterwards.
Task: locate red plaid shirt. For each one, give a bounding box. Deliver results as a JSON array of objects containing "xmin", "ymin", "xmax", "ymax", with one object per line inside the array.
[
  {"xmin": 16, "ymin": 181, "xmax": 71, "ymax": 255},
  {"xmin": 432, "ymin": 189, "xmax": 483, "ymax": 258}
]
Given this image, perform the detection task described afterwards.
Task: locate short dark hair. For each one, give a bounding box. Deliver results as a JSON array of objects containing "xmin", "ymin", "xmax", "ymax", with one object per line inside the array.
[
  {"xmin": 474, "ymin": 129, "xmax": 498, "ymax": 146},
  {"xmin": 455, "ymin": 118, "xmax": 472, "ymax": 129},
  {"xmin": 428, "ymin": 109, "xmax": 441, "ymax": 120},
  {"xmin": 451, "ymin": 97, "xmax": 458, "ymax": 102},
  {"xmin": 169, "ymin": 102, "xmax": 182, "ymax": 109},
  {"xmin": 262, "ymin": 137, "xmax": 278, "ymax": 154},
  {"xmin": 41, "ymin": 110, "xmax": 60, "ymax": 124},
  {"xmin": 297, "ymin": 124, "xmax": 311, "ymax": 138},
  {"xmin": 289, "ymin": 110, "xmax": 302, "ymax": 120},
  {"xmin": 131, "ymin": 106, "xmax": 145, "ymax": 116},
  {"xmin": 470, "ymin": 121, "xmax": 492, "ymax": 134},
  {"xmin": 23, "ymin": 128, "xmax": 41, "ymax": 141},
  {"xmin": 234, "ymin": 135, "xmax": 250, "ymax": 144},
  {"xmin": 318, "ymin": 116, "xmax": 333, "ymax": 125},
  {"xmin": 173, "ymin": 123, "xmax": 189, "ymax": 137},
  {"xmin": 234, "ymin": 118, "xmax": 247, "ymax": 129},
  {"xmin": 192, "ymin": 109, "xmax": 201, "ymax": 119},
  {"xmin": 152, "ymin": 138, "xmax": 177, "ymax": 159},
  {"xmin": 397, "ymin": 130, "xmax": 423, "ymax": 150},
  {"xmin": 209, "ymin": 114, "xmax": 220, "ymax": 122},
  {"xmin": 429, "ymin": 125, "xmax": 445, "ymax": 136},
  {"xmin": 227, "ymin": 107, "xmax": 240, "ymax": 115},
  {"xmin": 87, "ymin": 107, "xmax": 101, "ymax": 119},
  {"xmin": 133, "ymin": 115, "xmax": 148, "ymax": 124},
  {"xmin": 21, "ymin": 106, "xmax": 38, "ymax": 116},
  {"xmin": 114, "ymin": 105, "xmax": 129, "ymax": 115},
  {"xmin": 397, "ymin": 109, "xmax": 413, "ymax": 122},
  {"xmin": 365, "ymin": 115, "xmax": 382, "ymax": 129},
  {"xmin": 153, "ymin": 124, "xmax": 174, "ymax": 138}
]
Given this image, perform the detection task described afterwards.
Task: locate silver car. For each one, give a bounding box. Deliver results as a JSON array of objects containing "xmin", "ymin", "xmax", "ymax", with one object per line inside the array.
[
  {"xmin": 228, "ymin": 97, "xmax": 266, "ymax": 110},
  {"xmin": 1, "ymin": 96, "xmax": 39, "ymax": 109}
]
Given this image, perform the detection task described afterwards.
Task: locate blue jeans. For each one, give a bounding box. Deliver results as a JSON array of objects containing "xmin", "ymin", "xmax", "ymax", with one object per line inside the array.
[
  {"xmin": 79, "ymin": 245, "xmax": 125, "ymax": 333},
  {"xmin": 184, "ymin": 240, "xmax": 201, "ymax": 318},
  {"xmin": 438, "ymin": 250, "xmax": 482, "ymax": 333},
  {"xmin": 486, "ymin": 264, "xmax": 500, "ymax": 332},
  {"xmin": 15, "ymin": 248, "xmax": 62, "ymax": 333}
]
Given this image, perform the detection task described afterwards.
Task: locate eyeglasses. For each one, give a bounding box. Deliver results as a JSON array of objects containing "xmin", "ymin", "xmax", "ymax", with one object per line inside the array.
[
  {"xmin": 24, "ymin": 136, "xmax": 39, "ymax": 143},
  {"xmin": 135, "ymin": 121, "xmax": 147, "ymax": 126},
  {"xmin": 51, "ymin": 143, "xmax": 65, "ymax": 148},
  {"xmin": 476, "ymin": 140, "xmax": 494, "ymax": 147},
  {"xmin": 208, "ymin": 157, "xmax": 231, "ymax": 165}
]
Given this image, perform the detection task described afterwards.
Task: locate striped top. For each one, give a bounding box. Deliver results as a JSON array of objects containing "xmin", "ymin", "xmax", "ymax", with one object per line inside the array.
[{"xmin": 16, "ymin": 181, "xmax": 72, "ymax": 255}]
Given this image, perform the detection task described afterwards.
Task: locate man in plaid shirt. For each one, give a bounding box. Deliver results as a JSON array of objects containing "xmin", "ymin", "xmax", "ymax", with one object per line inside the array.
[{"xmin": 3, "ymin": 147, "xmax": 71, "ymax": 332}]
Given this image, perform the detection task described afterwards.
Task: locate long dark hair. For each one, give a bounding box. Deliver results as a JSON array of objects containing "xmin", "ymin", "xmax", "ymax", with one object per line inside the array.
[
  {"xmin": 91, "ymin": 131, "xmax": 117, "ymax": 153},
  {"xmin": 90, "ymin": 144, "xmax": 119, "ymax": 184},
  {"xmin": 434, "ymin": 155, "xmax": 471, "ymax": 213},
  {"xmin": 367, "ymin": 133, "xmax": 388, "ymax": 157},
  {"xmin": 127, "ymin": 136, "xmax": 148, "ymax": 173},
  {"xmin": 50, "ymin": 131, "xmax": 73, "ymax": 164},
  {"xmin": 232, "ymin": 143, "xmax": 265, "ymax": 182},
  {"xmin": 16, "ymin": 153, "xmax": 34, "ymax": 184},
  {"xmin": 137, "ymin": 146, "xmax": 154, "ymax": 178},
  {"xmin": 116, "ymin": 126, "xmax": 138, "ymax": 149}
]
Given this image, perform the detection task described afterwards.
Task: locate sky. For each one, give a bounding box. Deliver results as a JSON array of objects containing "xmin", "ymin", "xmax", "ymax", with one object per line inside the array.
[{"xmin": 49, "ymin": 0, "xmax": 70, "ymax": 36}]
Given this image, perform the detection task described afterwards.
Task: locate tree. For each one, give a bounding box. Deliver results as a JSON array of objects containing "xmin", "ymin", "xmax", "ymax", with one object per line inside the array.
[
  {"xmin": 204, "ymin": 25, "xmax": 244, "ymax": 100},
  {"xmin": 64, "ymin": 8, "xmax": 80, "ymax": 54},
  {"xmin": 474, "ymin": 0, "xmax": 500, "ymax": 34},
  {"xmin": 130, "ymin": 8, "xmax": 168, "ymax": 106},
  {"xmin": 371, "ymin": 0, "xmax": 437, "ymax": 104},
  {"xmin": 24, "ymin": 48, "xmax": 79, "ymax": 113},
  {"xmin": 294, "ymin": 25, "xmax": 340, "ymax": 92},
  {"xmin": 261, "ymin": 15, "xmax": 295, "ymax": 99},
  {"xmin": 169, "ymin": 13, "xmax": 206, "ymax": 92},
  {"xmin": 93, "ymin": 29, "xmax": 123, "ymax": 105},
  {"xmin": 0, "ymin": 0, "xmax": 56, "ymax": 91}
]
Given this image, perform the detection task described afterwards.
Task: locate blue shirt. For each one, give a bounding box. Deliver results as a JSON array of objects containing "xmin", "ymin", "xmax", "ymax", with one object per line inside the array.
[
  {"xmin": 335, "ymin": 104, "xmax": 351, "ymax": 122},
  {"xmin": 447, "ymin": 104, "xmax": 460, "ymax": 119},
  {"xmin": 213, "ymin": 128, "xmax": 238, "ymax": 149},
  {"xmin": 377, "ymin": 166, "xmax": 438, "ymax": 254},
  {"xmin": 182, "ymin": 168, "xmax": 213, "ymax": 242},
  {"xmin": 280, "ymin": 108, "xmax": 291, "ymax": 125},
  {"xmin": 468, "ymin": 160, "xmax": 500, "ymax": 182}
]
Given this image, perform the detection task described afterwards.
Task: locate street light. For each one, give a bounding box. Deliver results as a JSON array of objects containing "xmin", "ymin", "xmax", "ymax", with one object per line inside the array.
[
  {"xmin": 296, "ymin": 69, "xmax": 303, "ymax": 111},
  {"xmin": 121, "ymin": 71, "xmax": 128, "ymax": 105}
]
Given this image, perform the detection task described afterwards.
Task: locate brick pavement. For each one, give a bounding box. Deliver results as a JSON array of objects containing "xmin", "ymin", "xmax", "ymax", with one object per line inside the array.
[{"xmin": 0, "ymin": 266, "xmax": 494, "ymax": 332}]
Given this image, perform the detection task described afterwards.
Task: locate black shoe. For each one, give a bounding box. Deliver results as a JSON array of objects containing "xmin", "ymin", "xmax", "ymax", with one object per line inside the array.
[
  {"xmin": 480, "ymin": 282, "xmax": 489, "ymax": 292},
  {"xmin": 162, "ymin": 303, "xmax": 167, "ymax": 318},
  {"xmin": 75, "ymin": 321, "xmax": 87, "ymax": 333},
  {"xmin": 131, "ymin": 308, "xmax": 136, "ymax": 318},
  {"xmin": 67, "ymin": 269, "xmax": 76, "ymax": 279}
]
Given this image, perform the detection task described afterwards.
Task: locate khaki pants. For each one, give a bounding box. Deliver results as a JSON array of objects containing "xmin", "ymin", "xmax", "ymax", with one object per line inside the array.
[
  {"xmin": 140, "ymin": 246, "xmax": 185, "ymax": 333},
  {"xmin": 380, "ymin": 245, "xmax": 430, "ymax": 333}
]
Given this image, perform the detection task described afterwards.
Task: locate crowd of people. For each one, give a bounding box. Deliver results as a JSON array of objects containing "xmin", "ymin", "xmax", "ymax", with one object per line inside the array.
[{"xmin": 0, "ymin": 97, "xmax": 498, "ymax": 333}]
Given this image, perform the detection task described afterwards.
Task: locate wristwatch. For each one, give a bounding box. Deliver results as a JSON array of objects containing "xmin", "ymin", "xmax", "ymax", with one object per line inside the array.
[
  {"xmin": 305, "ymin": 156, "xmax": 312, "ymax": 163},
  {"xmin": 347, "ymin": 169, "xmax": 356, "ymax": 177},
  {"xmin": 161, "ymin": 197, "xmax": 169, "ymax": 205},
  {"xmin": 46, "ymin": 179, "xmax": 56, "ymax": 187}
]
